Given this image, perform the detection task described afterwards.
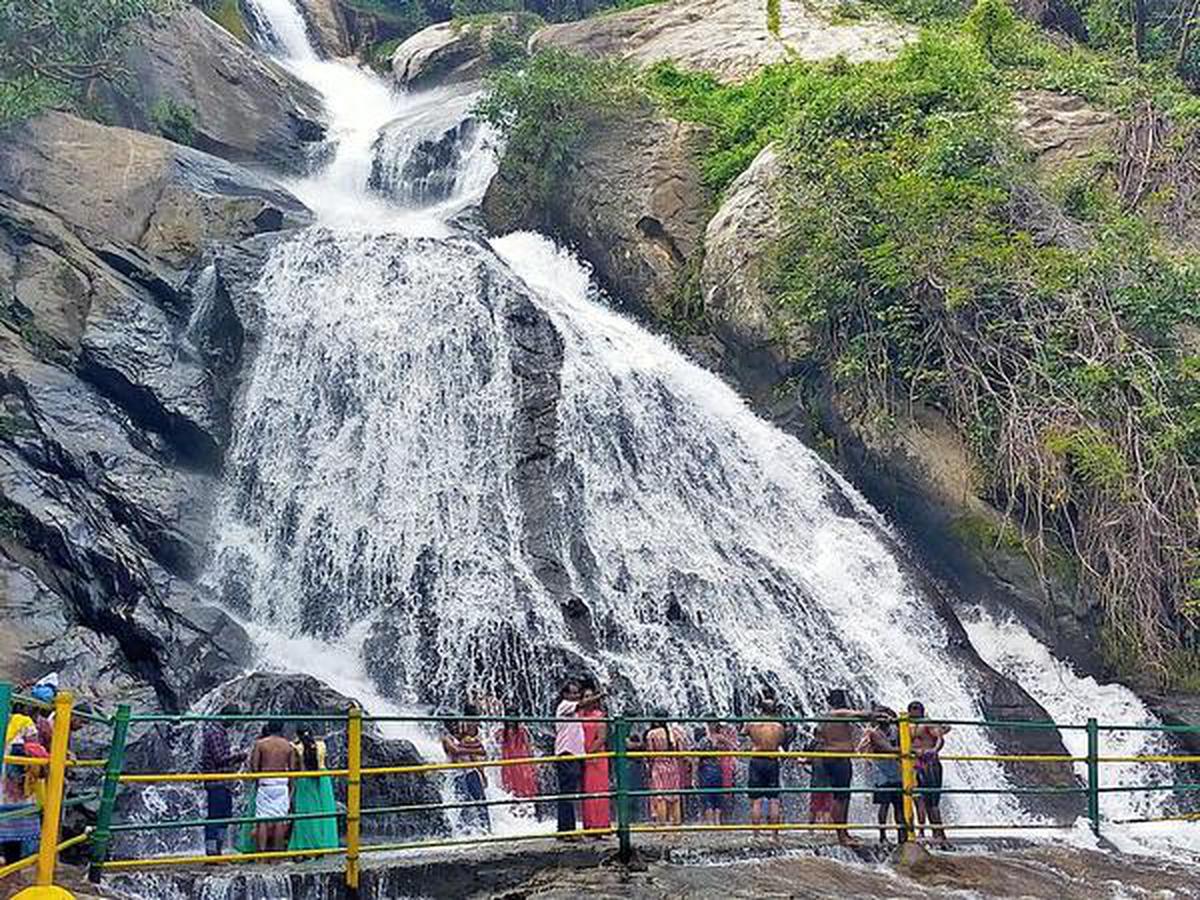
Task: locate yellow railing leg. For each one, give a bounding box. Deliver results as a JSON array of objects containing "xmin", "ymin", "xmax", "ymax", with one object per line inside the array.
[
  {"xmin": 898, "ymin": 713, "xmax": 916, "ymax": 842},
  {"xmin": 37, "ymin": 690, "xmax": 73, "ymax": 886},
  {"xmin": 346, "ymin": 705, "xmax": 362, "ymax": 893}
]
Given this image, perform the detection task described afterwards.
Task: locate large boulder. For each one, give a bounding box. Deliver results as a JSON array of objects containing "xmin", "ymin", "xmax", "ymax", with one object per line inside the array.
[
  {"xmin": 700, "ymin": 143, "xmax": 808, "ymax": 384},
  {"xmin": 484, "ymin": 104, "xmax": 712, "ymax": 318},
  {"xmin": 0, "ymin": 114, "xmax": 311, "ymax": 713},
  {"xmin": 117, "ymin": 672, "xmax": 444, "ymax": 858},
  {"xmin": 89, "ymin": 5, "xmax": 326, "ymax": 170},
  {"xmin": 391, "ymin": 14, "xmax": 534, "ymax": 88},
  {"xmin": 0, "ymin": 112, "xmax": 311, "ymax": 269},
  {"xmin": 534, "ymin": 0, "xmax": 913, "ymax": 83}
]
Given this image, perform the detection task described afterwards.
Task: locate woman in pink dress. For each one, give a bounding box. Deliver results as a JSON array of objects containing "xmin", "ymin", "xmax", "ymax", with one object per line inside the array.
[
  {"xmin": 580, "ymin": 689, "xmax": 610, "ymax": 831},
  {"xmin": 496, "ymin": 719, "xmax": 539, "ymax": 801},
  {"xmin": 645, "ymin": 713, "xmax": 690, "ymax": 826}
]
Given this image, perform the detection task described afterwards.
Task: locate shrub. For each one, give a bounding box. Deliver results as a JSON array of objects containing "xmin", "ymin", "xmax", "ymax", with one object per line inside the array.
[
  {"xmin": 0, "ymin": 0, "xmax": 166, "ymax": 125},
  {"xmin": 477, "ymin": 48, "xmax": 642, "ymax": 203},
  {"xmin": 150, "ymin": 96, "xmax": 196, "ymax": 145}
]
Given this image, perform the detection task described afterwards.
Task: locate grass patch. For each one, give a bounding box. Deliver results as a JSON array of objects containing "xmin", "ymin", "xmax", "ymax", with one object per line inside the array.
[
  {"xmin": 149, "ymin": 96, "xmax": 196, "ymax": 145},
  {"xmin": 203, "ymin": 0, "xmax": 250, "ymax": 42}
]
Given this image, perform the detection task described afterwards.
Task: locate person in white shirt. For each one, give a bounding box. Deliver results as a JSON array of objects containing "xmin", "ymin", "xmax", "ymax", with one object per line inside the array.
[{"xmin": 554, "ymin": 679, "xmax": 604, "ymax": 835}]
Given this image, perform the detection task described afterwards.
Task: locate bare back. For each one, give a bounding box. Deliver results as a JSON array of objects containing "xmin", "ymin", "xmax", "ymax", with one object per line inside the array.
[
  {"xmin": 251, "ymin": 735, "xmax": 295, "ymax": 773},
  {"xmin": 747, "ymin": 720, "xmax": 785, "ymax": 752},
  {"xmin": 817, "ymin": 713, "xmax": 858, "ymax": 752}
]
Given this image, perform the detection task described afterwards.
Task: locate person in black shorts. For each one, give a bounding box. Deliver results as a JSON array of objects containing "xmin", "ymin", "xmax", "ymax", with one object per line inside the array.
[
  {"xmin": 745, "ymin": 691, "xmax": 787, "ymax": 828},
  {"xmin": 909, "ymin": 701, "xmax": 951, "ymax": 846},
  {"xmin": 813, "ymin": 689, "xmax": 868, "ymax": 846}
]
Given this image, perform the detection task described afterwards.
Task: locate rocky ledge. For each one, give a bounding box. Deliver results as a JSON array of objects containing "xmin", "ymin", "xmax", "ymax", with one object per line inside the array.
[{"xmin": 0, "ymin": 111, "xmax": 310, "ymax": 711}]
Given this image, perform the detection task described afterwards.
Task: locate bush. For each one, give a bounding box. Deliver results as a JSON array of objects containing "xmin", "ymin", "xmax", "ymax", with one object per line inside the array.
[
  {"xmin": 0, "ymin": 0, "xmax": 165, "ymax": 125},
  {"xmin": 477, "ymin": 48, "xmax": 642, "ymax": 203},
  {"xmin": 150, "ymin": 96, "xmax": 196, "ymax": 145}
]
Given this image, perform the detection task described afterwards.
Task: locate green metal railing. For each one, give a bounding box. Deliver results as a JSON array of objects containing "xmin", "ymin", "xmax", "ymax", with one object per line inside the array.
[{"xmin": 2, "ymin": 683, "xmax": 1199, "ymax": 895}]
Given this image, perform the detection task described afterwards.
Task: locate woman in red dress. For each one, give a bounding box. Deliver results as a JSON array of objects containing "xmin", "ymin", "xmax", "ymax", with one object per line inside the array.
[
  {"xmin": 580, "ymin": 688, "xmax": 610, "ymax": 831},
  {"xmin": 496, "ymin": 717, "xmax": 538, "ymax": 802}
]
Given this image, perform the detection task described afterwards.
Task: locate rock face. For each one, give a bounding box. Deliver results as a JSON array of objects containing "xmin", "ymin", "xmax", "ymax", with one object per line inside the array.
[
  {"xmin": 534, "ymin": 0, "xmax": 914, "ymax": 82},
  {"xmin": 296, "ymin": 0, "xmax": 353, "ymax": 57},
  {"xmin": 484, "ymin": 104, "xmax": 712, "ymax": 319},
  {"xmin": 90, "ymin": 5, "xmax": 326, "ymax": 170},
  {"xmin": 391, "ymin": 16, "xmax": 528, "ymax": 88},
  {"xmin": 1014, "ymin": 91, "xmax": 1117, "ymax": 169},
  {"xmin": 0, "ymin": 112, "xmax": 312, "ymax": 711},
  {"xmin": 700, "ymin": 144, "xmax": 800, "ymax": 383}
]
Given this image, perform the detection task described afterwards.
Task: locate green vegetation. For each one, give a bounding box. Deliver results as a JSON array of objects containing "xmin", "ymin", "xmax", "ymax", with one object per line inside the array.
[
  {"xmin": 149, "ymin": 96, "xmax": 196, "ymax": 144},
  {"xmin": 767, "ymin": 0, "xmax": 781, "ymax": 36},
  {"xmin": 482, "ymin": 0, "xmax": 1200, "ymax": 684},
  {"xmin": 0, "ymin": 0, "xmax": 167, "ymax": 125},
  {"xmin": 477, "ymin": 48, "xmax": 641, "ymax": 203},
  {"xmin": 197, "ymin": 0, "xmax": 249, "ymax": 42}
]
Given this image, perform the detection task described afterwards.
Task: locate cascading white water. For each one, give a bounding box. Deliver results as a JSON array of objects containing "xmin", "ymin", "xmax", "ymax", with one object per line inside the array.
[{"xmin": 206, "ymin": 0, "xmax": 1197, "ymax": 852}]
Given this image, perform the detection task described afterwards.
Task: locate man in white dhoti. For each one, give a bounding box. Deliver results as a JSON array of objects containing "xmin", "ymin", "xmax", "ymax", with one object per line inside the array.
[{"xmin": 249, "ymin": 720, "xmax": 296, "ymax": 851}]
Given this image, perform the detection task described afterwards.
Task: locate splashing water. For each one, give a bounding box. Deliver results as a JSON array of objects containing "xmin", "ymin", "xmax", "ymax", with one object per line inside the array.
[{"xmin": 205, "ymin": 0, "xmax": 1197, "ymax": 852}]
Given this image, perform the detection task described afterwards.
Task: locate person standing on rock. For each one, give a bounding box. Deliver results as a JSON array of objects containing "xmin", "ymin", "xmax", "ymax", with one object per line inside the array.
[
  {"xmin": 812, "ymin": 689, "xmax": 869, "ymax": 846},
  {"xmin": 909, "ymin": 700, "xmax": 951, "ymax": 846},
  {"xmin": 248, "ymin": 720, "xmax": 295, "ymax": 852},
  {"xmin": 288, "ymin": 726, "xmax": 339, "ymax": 852},
  {"xmin": 442, "ymin": 705, "xmax": 490, "ymax": 832},
  {"xmin": 200, "ymin": 705, "xmax": 244, "ymax": 856}
]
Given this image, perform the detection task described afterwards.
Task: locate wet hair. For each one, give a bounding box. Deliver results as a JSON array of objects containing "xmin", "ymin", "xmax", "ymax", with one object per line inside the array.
[
  {"xmin": 908, "ymin": 701, "xmax": 926, "ymax": 718},
  {"xmin": 264, "ymin": 719, "xmax": 285, "ymax": 737},
  {"xmin": 827, "ymin": 689, "xmax": 849, "ymax": 709},
  {"xmin": 297, "ymin": 727, "xmax": 319, "ymax": 770}
]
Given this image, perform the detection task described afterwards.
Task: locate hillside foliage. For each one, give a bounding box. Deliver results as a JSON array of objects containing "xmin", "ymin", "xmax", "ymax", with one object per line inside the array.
[
  {"xmin": 482, "ymin": 0, "xmax": 1200, "ymax": 683},
  {"xmin": 0, "ymin": 0, "xmax": 168, "ymax": 124}
]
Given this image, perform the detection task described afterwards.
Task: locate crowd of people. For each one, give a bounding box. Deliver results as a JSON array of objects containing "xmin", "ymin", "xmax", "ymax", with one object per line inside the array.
[
  {"xmin": 3, "ymin": 672, "xmax": 952, "ymax": 865},
  {"xmin": 443, "ymin": 680, "xmax": 952, "ymax": 847},
  {"xmin": 199, "ymin": 714, "xmax": 339, "ymax": 857}
]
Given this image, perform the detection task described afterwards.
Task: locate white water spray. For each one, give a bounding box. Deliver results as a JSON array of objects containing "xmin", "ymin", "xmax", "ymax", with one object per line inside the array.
[{"xmin": 205, "ymin": 0, "xmax": 1197, "ymax": 852}]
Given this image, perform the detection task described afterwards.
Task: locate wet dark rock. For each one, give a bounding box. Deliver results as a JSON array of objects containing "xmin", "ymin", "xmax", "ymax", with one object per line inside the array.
[
  {"xmin": 0, "ymin": 112, "xmax": 312, "ymax": 715},
  {"xmin": 370, "ymin": 118, "xmax": 482, "ymax": 206},
  {"xmin": 91, "ymin": 5, "xmax": 326, "ymax": 170}
]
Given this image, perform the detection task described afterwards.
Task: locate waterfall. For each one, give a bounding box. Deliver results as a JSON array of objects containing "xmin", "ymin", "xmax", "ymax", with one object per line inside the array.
[{"xmin": 202, "ymin": 0, "xmax": 1197, "ymax": 855}]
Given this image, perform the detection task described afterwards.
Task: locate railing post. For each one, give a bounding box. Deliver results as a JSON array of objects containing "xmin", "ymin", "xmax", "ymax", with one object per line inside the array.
[
  {"xmin": 613, "ymin": 717, "xmax": 632, "ymax": 864},
  {"xmin": 89, "ymin": 704, "xmax": 131, "ymax": 883},
  {"xmin": 898, "ymin": 713, "xmax": 916, "ymax": 842},
  {"xmin": 35, "ymin": 690, "xmax": 73, "ymax": 886},
  {"xmin": 1086, "ymin": 717, "xmax": 1100, "ymax": 837},
  {"xmin": 346, "ymin": 706, "xmax": 363, "ymax": 894},
  {"xmin": 0, "ymin": 683, "xmax": 11, "ymax": 760}
]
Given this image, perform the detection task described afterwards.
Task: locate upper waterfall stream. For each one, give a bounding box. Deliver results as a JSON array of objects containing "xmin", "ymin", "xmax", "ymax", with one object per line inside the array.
[{"xmin": 190, "ymin": 0, "xmax": 1191, "ymax": 854}]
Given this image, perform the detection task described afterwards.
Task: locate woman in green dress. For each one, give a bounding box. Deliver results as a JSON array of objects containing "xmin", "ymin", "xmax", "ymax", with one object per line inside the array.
[{"xmin": 288, "ymin": 727, "xmax": 339, "ymax": 851}]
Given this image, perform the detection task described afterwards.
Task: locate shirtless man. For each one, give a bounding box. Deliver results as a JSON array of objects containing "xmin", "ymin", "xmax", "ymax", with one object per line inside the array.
[
  {"xmin": 908, "ymin": 700, "xmax": 951, "ymax": 845},
  {"xmin": 745, "ymin": 690, "xmax": 787, "ymax": 829},
  {"xmin": 812, "ymin": 689, "xmax": 868, "ymax": 846},
  {"xmin": 249, "ymin": 720, "xmax": 295, "ymax": 852}
]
